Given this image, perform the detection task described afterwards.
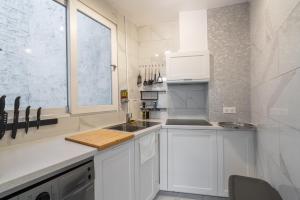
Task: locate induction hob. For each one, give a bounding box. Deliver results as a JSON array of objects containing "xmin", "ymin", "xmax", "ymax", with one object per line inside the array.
[{"xmin": 166, "ymin": 119, "xmax": 212, "ymax": 126}]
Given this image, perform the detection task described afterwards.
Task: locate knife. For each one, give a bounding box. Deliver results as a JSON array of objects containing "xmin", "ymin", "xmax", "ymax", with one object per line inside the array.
[
  {"xmin": 25, "ymin": 106, "xmax": 31, "ymax": 133},
  {"xmin": 37, "ymin": 107, "xmax": 41, "ymax": 129},
  {"xmin": 11, "ymin": 96, "xmax": 21, "ymax": 139},
  {"xmin": 0, "ymin": 95, "xmax": 8, "ymax": 139}
]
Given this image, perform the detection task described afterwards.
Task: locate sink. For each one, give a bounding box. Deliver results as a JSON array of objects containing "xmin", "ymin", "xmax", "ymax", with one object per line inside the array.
[
  {"xmin": 218, "ymin": 122, "xmax": 256, "ymax": 130},
  {"xmin": 105, "ymin": 121, "xmax": 160, "ymax": 132}
]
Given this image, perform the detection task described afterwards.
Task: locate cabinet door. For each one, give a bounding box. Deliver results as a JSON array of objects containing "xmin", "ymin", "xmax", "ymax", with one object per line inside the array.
[
  {"xmin": 168, "ymin": 129, "xmax": 218, "ymax": 195},
  {"xmin": 217, "ymin": 131, "xmax": 255, "ymax": 197},
  {"xmin": 135, "ymin": 132, "xmax": 159, "ymax": 200},
  {"xmin": 94, "ymin": 141, "xmax": 135, "ymax": 200},
  {"xmin": 166, "ymin": 52, "xmax": 210, "ymax": 82},
  {"xmin": 159, "ymin": 128, "xmax": 168, "ymax": 191}
]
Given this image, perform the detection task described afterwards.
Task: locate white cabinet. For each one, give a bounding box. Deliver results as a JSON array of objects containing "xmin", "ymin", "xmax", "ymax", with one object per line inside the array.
[
  {"xmin": 94, "ymin": 141, "xmax": 135, "ymax": 200},
  {"xmin": 134, "ymin": 132, "xmax": 159, "ymax": 200},
  {"xmin": 167, "ymin": 129, "xmax": 218, "ymax": 195},
  {"xmin": 217, "ymin": 131, "xmax": 256, "ymax": 197},
  {"xmin": 166, "ymin": 51, "xmax": 210, "ymax": 83},
  {"xmin": 162, "ymin": 128, "xmax": 256, "ymax": 197}
]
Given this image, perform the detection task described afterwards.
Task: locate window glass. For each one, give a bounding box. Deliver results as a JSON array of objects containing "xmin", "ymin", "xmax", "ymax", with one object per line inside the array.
[
  {"xmin": 0, "ymin": 0, "xmax": 67, "ymax": 109},
  {"xmin": 77, "ymin": 11, "xmax": 112, "ymax": 106}
]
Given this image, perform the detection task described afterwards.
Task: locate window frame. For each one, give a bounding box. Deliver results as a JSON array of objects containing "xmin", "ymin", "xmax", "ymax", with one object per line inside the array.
[{"xmin": 68, "ymin": 0, "xmax": 119, "ymax": 114}]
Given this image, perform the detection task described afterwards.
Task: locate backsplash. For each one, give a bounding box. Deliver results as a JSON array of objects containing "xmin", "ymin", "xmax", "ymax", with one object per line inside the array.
[
  {"xmin": 168, "ymin": 84, "xmax": 208, "ymax": 119},
  {"xmin": 207, "ymin": 3, "xmax": 251, "ymax": 123},
  {"xmin": 251, "ymin": 0, "xmax": 300, "ymax": 199},
  {"xmin": 136, "ymin": 4, "xmax": 251, "ymax": 122}
]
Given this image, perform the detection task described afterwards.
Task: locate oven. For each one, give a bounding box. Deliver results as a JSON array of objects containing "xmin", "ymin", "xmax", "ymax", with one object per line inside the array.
[{"xmin": 4, "ymin": 158, "xmax": 94, "ymax": 200}]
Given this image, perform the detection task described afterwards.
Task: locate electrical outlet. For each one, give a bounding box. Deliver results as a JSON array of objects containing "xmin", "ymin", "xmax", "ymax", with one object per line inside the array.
[{"xmin": 223, "ymin": 107, "xmax": 236, "ymax": 114}]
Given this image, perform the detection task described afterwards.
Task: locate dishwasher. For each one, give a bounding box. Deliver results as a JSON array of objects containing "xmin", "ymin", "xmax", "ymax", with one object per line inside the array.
[{"xmin": 3, "ymin": 158, "xmax": 94, "ymax": 200}]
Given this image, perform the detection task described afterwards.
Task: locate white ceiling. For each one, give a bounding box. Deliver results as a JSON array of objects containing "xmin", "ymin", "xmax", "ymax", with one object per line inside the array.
[{"xmin": 105, "ymin": 0, "xmax": 250, "ymax": 26}]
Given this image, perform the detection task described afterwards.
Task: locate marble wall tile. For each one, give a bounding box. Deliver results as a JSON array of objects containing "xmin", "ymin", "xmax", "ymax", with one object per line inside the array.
[
  {"xmin": 270, "ymin": 69, "xmax": 300, "ymax": 130},
  {"xmin": 251, "ymin": 0, "xmax": 300, "ymax": 199},
  {"xmin": 278, "ymin": 3, "xmax": 300, "ymax": 75},
  {"xmin": 168, "ymin": 84, "xmax": 208, "ymax": 119},
  {"xmin": 138, "ymin": 21, "xmax": 180, "ymax": 65}
]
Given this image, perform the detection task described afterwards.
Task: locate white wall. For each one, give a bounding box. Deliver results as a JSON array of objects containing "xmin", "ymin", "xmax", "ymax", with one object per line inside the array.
[{"xmin": 250, "ymin": 0, "xmax": 300, "ymax": 199}]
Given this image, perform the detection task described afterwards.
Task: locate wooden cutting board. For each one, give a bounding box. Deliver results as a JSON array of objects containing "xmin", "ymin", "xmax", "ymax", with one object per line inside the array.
[{"xmin": 65, "ymin": 129, "xmax": 134, "ymax": 150}]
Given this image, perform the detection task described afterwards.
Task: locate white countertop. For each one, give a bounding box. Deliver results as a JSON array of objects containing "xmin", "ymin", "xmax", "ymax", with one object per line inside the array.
[
  {"xmin": 0, "ymin": 119, "xmax": 255, "ymax": 197},
  {"xmin": 0, "ymin": 122, "xmax": 161, "ymax": 197},
  {"xmin": 0, "ymin": 133, "xmax": 97, "ymax": 196}
]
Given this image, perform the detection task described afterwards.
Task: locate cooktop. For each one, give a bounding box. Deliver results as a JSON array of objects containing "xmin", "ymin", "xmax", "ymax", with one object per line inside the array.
[{"xmin": 166, "ymin": 119, "xmax": 212, "ymax": 126}]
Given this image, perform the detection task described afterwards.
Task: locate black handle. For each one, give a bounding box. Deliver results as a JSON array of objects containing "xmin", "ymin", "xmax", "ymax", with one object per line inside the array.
[
  {"xmin": 11, "ymin": 96, "xmax": 21, "ymax": 139},
  {"xmin": 0, "ymin": 95, "xmax": 5, "ymax": 113},
  {"xmin": 0, "ymin": 95, "xmax": 7, "ymax": 139},
  {"xmin": 25, "ymin": 106, "xmax": 31, "ymax": 133},
  {"xmin": 37, "ymin": 107, "xmax": 41, "ymax": 129}
]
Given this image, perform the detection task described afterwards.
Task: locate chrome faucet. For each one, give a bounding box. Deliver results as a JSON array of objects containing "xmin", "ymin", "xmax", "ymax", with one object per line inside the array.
[{"xmin": 126, "ymin": 113, "xmax": 132, "ymax": 123}]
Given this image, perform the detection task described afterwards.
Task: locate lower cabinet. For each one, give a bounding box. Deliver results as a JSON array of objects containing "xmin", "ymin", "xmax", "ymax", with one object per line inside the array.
[
  {"xmin": 135, "ymin": 131, "xmax": 160, "ymax": 200},
  {"xmin": 217, "ymin": 131, "xmax": 256, "ymax": 197},
  {"xmin": 167, "ymin": 129, "xmax": 218, "ymax": 195},
  {"xmin": 94, "ymin": 130, "xmax": 160, "ymax": 200},
  {"xmin": 164, "ymin": 128, "xmax": 256, "ymax": 197},
  {"xmin": 94, "ymin": 141, "xmax": 135, "ymax": 200}
]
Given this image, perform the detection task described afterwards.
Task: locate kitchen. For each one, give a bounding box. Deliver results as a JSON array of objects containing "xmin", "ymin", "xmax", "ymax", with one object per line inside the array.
[{"xmin": 0, "ymin": 0, "xmax": 299, "ymax": 200}]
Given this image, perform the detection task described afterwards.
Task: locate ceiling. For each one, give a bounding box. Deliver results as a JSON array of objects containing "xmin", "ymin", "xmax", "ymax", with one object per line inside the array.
[{"xmin": 105, "ymin": 0, "xmax": 250, "ymax": 26}]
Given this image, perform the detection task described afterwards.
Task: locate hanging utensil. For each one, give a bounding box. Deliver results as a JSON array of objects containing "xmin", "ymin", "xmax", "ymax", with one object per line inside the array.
[
  {"xmin": 147, "ymin": 65, "xmax": 151, "ymax": 85},
  {"xmin": 25, "ymin": 106, "xmax": 31, "ymax": 133},
  {"xmin": 137, "ymin": 66, "xmax": 142, "ymax": 86},
  {"xmin": 0, "ymin": 95, "xmax": 8, "ymax": 139},
  {"xmin": 148, "ymin": 65, "xmax": 153, "ymax": 85},
  {"xmin": 157, "ymin": 64, "xmax": 163, "ymax": 83},
  {"xmin": 143, "ymin": 65, "xmax": 148, "ymax": 86},
  {"xmin": 11, "ymin": 96, "xmax": 21, "ymax": 139},
  {"xmin": 153, "ymin": 65, "xmax": 157, "ymax": 84}
]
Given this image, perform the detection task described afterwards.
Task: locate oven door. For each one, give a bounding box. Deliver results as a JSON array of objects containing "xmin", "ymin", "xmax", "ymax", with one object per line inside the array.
[{"xmin": 57, "ymin": 161, "xmax": 94, "ymax": 200}]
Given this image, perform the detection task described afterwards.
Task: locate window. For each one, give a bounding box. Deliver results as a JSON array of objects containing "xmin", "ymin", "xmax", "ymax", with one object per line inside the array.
[
  {"xmin": 0, "ymin": 0, "xmax": 118, "ymax": 115},
  {"xmin": 69, "ymin": 1, "xmax": 118, "ymax": 114},
  {"xmin": 0, "ymin": 0, "xmax": 67, "ymax": 111},
  {"xmin": 77, "ymin": 11, "xmax": 112, "ymax": 106}
]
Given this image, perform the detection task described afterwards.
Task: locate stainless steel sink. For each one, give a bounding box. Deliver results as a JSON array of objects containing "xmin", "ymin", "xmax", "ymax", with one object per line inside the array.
[
  {"xmin": 218, "ymin": 122, "xmax": 256, "ymax": 130},
  {"xmin": 105, "ymin": 121, "xmax": 160, "ymax": 132}
]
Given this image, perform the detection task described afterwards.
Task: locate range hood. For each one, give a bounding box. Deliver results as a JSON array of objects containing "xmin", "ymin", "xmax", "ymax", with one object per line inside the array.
[
  {"xmin": 178, "ymin": 10, "xmax": 208, "ymax": 52},
  {"xmin": 166, "ymin": 10, "xmax": 210, "ymax": 84}
]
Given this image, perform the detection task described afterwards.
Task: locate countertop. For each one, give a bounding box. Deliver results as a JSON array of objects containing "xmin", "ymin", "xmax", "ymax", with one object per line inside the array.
[
  {"xmin": 0, "ymin": 133, "xmax": 97, "ymax": 197},
  {"xmin": 0, "ymin": 122, "xmax": 161, "ymax": 197},
  {"xmin": 0, "ymin": 119, "xmax": 254, "ymax": 197}
]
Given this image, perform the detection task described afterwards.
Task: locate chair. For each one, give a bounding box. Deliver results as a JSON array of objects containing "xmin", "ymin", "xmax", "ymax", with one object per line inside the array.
[{"xmin": 229, "ymin": 175, "xmax": 283, "ymax": 200}]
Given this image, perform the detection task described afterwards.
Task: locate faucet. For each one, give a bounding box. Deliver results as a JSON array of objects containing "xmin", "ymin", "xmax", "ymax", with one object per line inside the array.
[{"xmin": 126, "ymin": 113, "xmax": 132, "ymax": 123}]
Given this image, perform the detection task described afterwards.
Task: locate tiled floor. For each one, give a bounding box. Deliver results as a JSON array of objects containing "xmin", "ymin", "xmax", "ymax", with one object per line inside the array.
[{"xmin": 154, "ymin": 192, "xmax": 229, "ymax": 200}]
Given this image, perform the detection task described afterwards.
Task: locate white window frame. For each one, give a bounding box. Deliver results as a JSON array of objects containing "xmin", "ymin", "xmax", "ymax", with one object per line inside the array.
[{"xmin": 68, "ymin": 0, "xmax": 119, "ymax": 114}]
